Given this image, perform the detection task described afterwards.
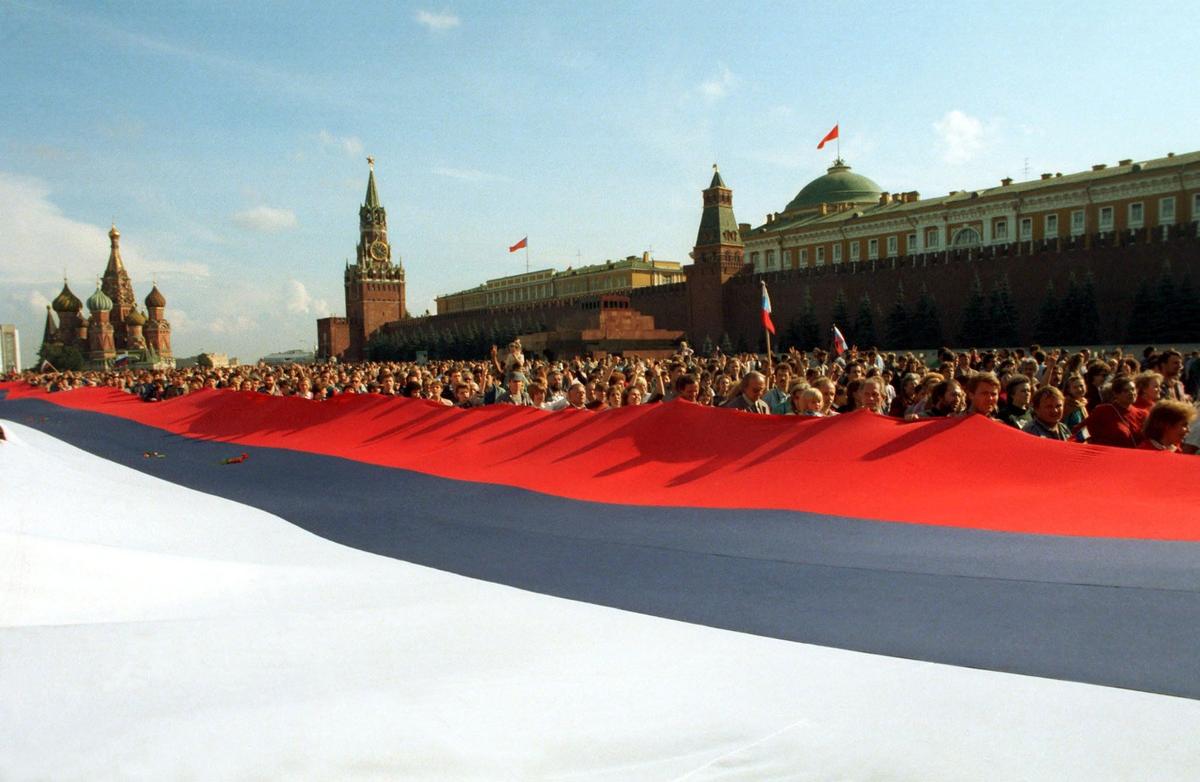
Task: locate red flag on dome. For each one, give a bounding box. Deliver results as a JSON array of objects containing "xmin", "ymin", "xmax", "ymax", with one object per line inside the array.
[
  {"xmin": 509, "ymin": 237, "xmax": 528, "ymax": 253},
  {"xmin": 817, "ymin": 124, "xmax": 839, "ymax": 150}
]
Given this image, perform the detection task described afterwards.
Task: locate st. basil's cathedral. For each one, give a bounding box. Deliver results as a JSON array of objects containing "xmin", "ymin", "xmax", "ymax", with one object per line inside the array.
[{"xmin": 39, "ymin": 224, "xmax": 174, "ymax": 369}]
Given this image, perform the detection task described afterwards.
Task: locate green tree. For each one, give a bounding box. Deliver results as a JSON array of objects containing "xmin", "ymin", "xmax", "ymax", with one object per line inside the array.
[
  {"xmin": 910, "ymin": 284, "xmax": 943, "ymax": 348},
  {"xmin": 35, "ymin": 342, "xmax": 84, "ymax": 371},
  {"xmin": 1153, "ymin": 261, "xmax": 1178, "ymax": 342},
  {"xmin": 1077, "ymin": 271, "xmax": 1101, "ymax": 345},
  {"xmin": 830, "ymin": 288, "xmax": 850, "ymax": 332},
  {"xmin": 1034, "ymin": 280, "xmax": 1061, "ymax": 345},
  {"xmin": 1172, "ymin": 275, "xmax": 1200, "ymax": 343},
  {"xmin": 987, "ymin": 274, "xmax": 1020, "ymax": 347},
  {"xmin": 853, "ymin": 292, "xmax": 877, "ymax": 347},
  {"xmin": 785, "ymin": 287, "xmax": 821, "ymax": 350},
  {"xmin": 884, "ymin": 281, "xmax": 910, "ymax": 348},
  {"xmin": 957, "ymin": 272, "xmax": 989, "ymax": 346}
]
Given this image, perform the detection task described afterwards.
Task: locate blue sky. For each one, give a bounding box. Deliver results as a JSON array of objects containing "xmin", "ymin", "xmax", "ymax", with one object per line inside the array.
[{"xmin": 2, "ymin": 0, "xmax": 1197, "ymax": 364}]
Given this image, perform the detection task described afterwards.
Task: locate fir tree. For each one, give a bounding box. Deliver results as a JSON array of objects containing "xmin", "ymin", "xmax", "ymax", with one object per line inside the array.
[
  {"xmin": 719, "ymin": 332, "xmax": 735, "ymax": 354},
  {"xmin": 1153, "ymin": 261, "xmax": 1178, "ymax": 342},
  {"xmin": 785, "ymin": 287, "xmax": 821, "ymax": 350},
  {"xmin": 830, "ymin": 288, "xmax": 850, "ymax": 332},
  {"xmin": 910, "ymin": 284, "xmax": 943, "ymax": 348},
  {"xmin": 1077, "ymin": 271, "xmax": 1101, "ymax": 345},
  {"xmin": 854, "ymin": 292, "xmax": 877, "ymax": 348},
  {"xmin": 1173, "ymin": 275, "xmax": 1200, "ymax": 342},
  {"xmin": 1034, "ymin": 280, "xmax": 1061, "ymax": 345},
  {"xmin": 35, "ymin": 342, "xmax": 84, "ymax": 371},
  {"xmin": 1060, "ymin": 273, "xmax": 1084, "ymax": 345},
  {"xmin": 987, "ymin": 274, "xmax": 1020, "ymax": 347},
  {"xmin": 884, "ymin": 281, "xmax": 910, "ymax": 348},
  {"xmin": 958, "ymin": 272, "xmax": 989, "ymax": 346}
]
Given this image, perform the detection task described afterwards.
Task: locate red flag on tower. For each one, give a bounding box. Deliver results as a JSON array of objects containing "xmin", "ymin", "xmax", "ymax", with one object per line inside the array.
[
  {"xmin": 509, "ymin": 237, "xmax": 528, "ymax": 253},
  {"xmin": 817, "ymin": 124, "xmax": 839, "ymax": 150}
]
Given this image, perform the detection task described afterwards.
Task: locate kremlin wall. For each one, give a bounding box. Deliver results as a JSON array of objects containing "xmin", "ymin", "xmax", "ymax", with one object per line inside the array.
[{"xmin": 321, "ymin": 151, "xmax": 1200, "ymax": 360}]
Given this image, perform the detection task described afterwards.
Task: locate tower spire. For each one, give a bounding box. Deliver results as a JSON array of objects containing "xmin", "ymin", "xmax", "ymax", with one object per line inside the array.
[{"xmin": 364, "ymin": 157, "xmax": 380, "ymax": 208}]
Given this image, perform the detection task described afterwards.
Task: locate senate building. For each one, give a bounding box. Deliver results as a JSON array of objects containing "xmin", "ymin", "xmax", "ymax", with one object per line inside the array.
[{"xmin": 320, "ymin": 150, "xmax": 1200, "ymax": 360}]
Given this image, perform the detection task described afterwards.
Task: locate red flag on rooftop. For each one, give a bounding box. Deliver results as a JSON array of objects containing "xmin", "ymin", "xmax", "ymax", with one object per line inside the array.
[
  {"xmin": 817, "ymin": 124, "xmax": 839, "ymax": 150},
  {"xmin": 509, "ymin": 237, "xmax": 528, "ymax": 253}
]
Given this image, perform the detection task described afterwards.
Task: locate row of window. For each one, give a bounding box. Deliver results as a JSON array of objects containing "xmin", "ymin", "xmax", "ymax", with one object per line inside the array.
[{"xmin": 752, "ymin": 193, "xmax": 1199, "ymax": 270}]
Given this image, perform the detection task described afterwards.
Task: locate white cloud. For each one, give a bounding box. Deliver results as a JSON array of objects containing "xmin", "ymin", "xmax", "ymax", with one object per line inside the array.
[
  {"xmin": 415, "ymin": 9, "xmax": 460, "ymax": 31},
  {"xmin": 232, "ymin": 206, "xmax": 298, "ymax": 233},
  {"xmin": 318, "ymin": 130, "xmax": 364, "ymax": 157},
  {"xmin": 28, "ymin": 290, "xmax": 51, "ymax": 312},
  {"xmin": 208, "ymin": 314, "xmax": 259, "ymax": 335},
  {"xmin": 432, "ymin": 167, "xmax": 504, "ymax": 182},
  {"xmin": 285, "ymin": 279, "xmax": 329, "ymax": 316},
  {"xmin": 699, "ymin": 64, "xmax": 735, "ymax": 100},
  {"xmin": 934, "ymin": 110, "xmax": 985, "ymax": 164}
]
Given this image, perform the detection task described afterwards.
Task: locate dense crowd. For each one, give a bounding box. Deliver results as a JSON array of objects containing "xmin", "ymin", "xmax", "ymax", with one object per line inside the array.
[{"xmin": 9, "ymin": 340, "xmax": 1200, "ymax": 455}]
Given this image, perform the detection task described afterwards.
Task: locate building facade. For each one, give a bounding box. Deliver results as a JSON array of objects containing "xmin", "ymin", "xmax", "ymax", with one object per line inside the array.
[
  {"xmin": 435, "ymin": 254, "xmax": 684, "ymax": 315},
  {"xmin": 742, "ymin": 152, "xmax": 1200, "ymax": 276},
  {"xmin": 39, "ymin": 225, "xmax": 174, "ymax": 369},
  {"xmin": 0, "ymin": 324, "xmax": 19, "ymax": 373},
  {"xmin": 322, "ymin": 150, "xmax": 1200, "ymax": 360}
]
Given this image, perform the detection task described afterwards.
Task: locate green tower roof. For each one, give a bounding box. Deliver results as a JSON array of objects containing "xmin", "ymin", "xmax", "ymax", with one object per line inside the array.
[
  {"xmin": 87, "ymin": 283, "xmax": 113, "ymax": 313},
  {"xmin": 784, "ymin": 160, "xmax": 882, "ymax": 213},
  {"xmin": 364, "ymin": 167, "xmax": 380, "ymax": 208}
]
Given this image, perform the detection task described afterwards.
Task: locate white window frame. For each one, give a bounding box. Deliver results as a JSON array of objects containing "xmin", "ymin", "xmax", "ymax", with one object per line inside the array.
[
  {"xmin": 994, "ymin": 219, "xmax": 1008, "ymax": 241},
  {"xmin": 815, "ymin": 246, "xmax": 825, "ymax": 265},
  {"xmin": 751, "ymin": 251, "xmax": 761, "ymax": 271},
  {"xmin": 868, "ymin": 238, "xmax": 879, "ymax": 260},
  {"xmin": 1099, "ymin": 206, "xmax": 1114, "ymax": 231},
  {"xmin": 1019, "ymin": 217, "xmax": 1033, "ymax": 240},
  {"xmin": 925, "ymin": 227, "xmax": 940, "ymax": 248},
  {"xmin": 1158, "ymin": 197, "xmax": 1175, "ymax": 225},
  {"xmin": 766, "ymin": 249, "xmax": 777, "ymax": 270},
  {"xmin": 1071, "ymin": 209, "xmax": 1085, "ymax": 236},
  {"xmin": 832, "ymin": 244, "xmax": 842, "ymax": 263},
  {"xmin": 907, "ymin": 233, "xmax": 917, "ymax": 254},
  {"xmin": 887, "ymin": 236, "xmax": 898, "ymax": 257},
  {"xmin": 1045, "ymin": 214, "xmax": 1059, "ymax": 237},
  {"xmin": 849, "ymin": 241, "xmax": 860, "ymax": 261},
  {"xmin": 1129, "ymin": 202, "xmax": 1144, "ymax": 228},
  {"xmin": 799, "ymin": 248, "xmax": 808, "ymax": 266}
]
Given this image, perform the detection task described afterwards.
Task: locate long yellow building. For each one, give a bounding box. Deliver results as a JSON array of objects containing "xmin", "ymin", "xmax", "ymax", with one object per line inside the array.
[{"xmin": 435, "ymin": 253, "xmax": 684, "ymax": 315}]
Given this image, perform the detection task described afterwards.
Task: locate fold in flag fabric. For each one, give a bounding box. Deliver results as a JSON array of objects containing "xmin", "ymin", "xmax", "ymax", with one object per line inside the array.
[
  {"xmin": 3, "ymin": 384, "xmax": 1200, "ymax": 707},
  {"xmin": 832, "ymin": 324, "xmax": 848, "ymax": 354},
  {"xmin": 818, "ymin": 123, "xmax": 839, "ymax": 149},
  {"xmin": 508, "ymin": 236, "xmax": 527, "ymax": 252},
  {"xmin": 6, "ymin": 415, "xmax": 1200, "ymax": 779},
  {"xmin": 760, "ymin": 281, "xmax": 775, "ymax": 334}
]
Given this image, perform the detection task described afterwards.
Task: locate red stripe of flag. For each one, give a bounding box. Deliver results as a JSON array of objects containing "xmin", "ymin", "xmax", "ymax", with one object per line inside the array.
[{"xmin": 509, "ymin": 237, "xmax": 528, "ymax": 253}]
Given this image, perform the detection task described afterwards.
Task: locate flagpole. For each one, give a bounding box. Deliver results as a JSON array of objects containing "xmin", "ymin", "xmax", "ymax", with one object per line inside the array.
[
  {"xmin": 836, "ymin": 119, "xmax": 840, "ymax": 161},
  {"xmin": 765, "ymin": 326, "xmax": 773, "ymax": 371},
  {"xmin": 525, "ymin": 236, "xmax": 529, "ymax": 274}
]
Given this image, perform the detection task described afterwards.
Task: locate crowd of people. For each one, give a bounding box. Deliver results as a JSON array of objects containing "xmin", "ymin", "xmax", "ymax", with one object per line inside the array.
[{"xmin": 8, "ymin": 340, "xmax": 1200, "ymax": 455}]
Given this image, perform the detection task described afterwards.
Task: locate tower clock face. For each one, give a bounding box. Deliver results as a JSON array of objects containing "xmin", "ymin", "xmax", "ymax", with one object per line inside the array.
[{"xmin": 370, "ymin": 240, "xmax": 388, "ymax": 261}]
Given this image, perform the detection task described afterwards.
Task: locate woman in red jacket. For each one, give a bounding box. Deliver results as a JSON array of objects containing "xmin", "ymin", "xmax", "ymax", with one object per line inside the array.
[{"xmin": 1086, "ymin": 376, "xmax": 1147, "ymax": 448}]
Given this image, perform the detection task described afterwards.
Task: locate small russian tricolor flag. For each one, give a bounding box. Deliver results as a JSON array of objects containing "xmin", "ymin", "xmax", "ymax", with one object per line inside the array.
[
  {"xmin": 832, "ymin": 325, "xmax": 848, "ymax": 355},
  {"xmin": 760, "ymin": 282, "xmax": 775, "ymax": 335}
]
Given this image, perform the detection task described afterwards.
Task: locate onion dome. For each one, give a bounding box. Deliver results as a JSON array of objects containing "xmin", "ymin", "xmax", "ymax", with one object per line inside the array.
[
  {"xmin": 52, "ymin": 280, "xmax": 83, "ymax": 313},
  {"xmin": 125, "ymin": 308, "xmax": 147, "ymax": 326},
  {"xmin": 784, "ymin": 159, "xmax": 882, "ymax": 213},
  {"xmin": 87, "ymin": 282, "xmax": 113, "ymax": 313},
  {"xmin": 145, "ymin": 285, "xmax": 166, "ymax": 309}
]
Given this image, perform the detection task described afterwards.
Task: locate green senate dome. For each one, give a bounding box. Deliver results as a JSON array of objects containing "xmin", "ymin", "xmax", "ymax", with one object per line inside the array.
[{"xmin": 784, "ymin": 159, "xmax": 882, "ymax": 213}]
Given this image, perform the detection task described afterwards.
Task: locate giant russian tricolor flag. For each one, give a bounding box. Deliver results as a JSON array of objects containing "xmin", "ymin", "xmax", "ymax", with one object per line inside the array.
[{"xmin": 3, "ymin": 382, "xmax": 1200, "ymax": 778}]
